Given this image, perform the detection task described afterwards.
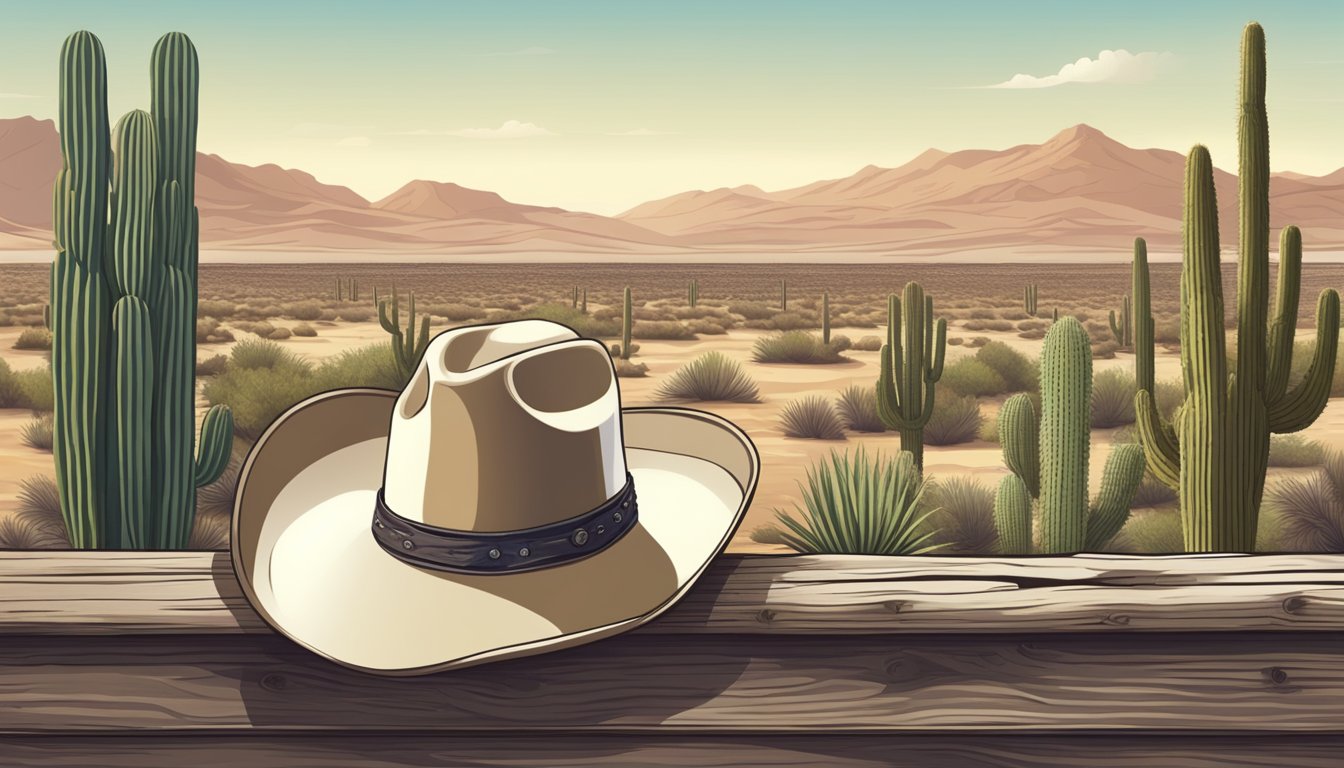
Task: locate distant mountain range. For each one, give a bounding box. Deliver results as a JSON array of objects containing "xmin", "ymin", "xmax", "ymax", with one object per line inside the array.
[{"xmin": 1, "ymin": 116, "xmax": 1341, "ymax": 255}]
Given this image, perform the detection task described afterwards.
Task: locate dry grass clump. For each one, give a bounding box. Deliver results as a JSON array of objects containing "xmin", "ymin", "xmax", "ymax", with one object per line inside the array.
[
  {"xmin": 634, "ymin": 320, "xmax": 696, "ymax": 341},
  {"xmin": 778, "ymin": 396, "xmax": 847, "ymax": 440},
  {"xmin": 923, "ymin": 391, "xmax": 983, "ymax": 446},
  {"xmin": 922, "ymin": 476, "xmax": 997, "ymax": 554},
  {"xmin": 655, "ymin": 352, "xmax": 761, "ymax": 403},
  {"xmin": 13, "ymin": 328, "xmax": 51, "ymax": 350},
  {"xmin": 291, "ymin": 323, "xmax": 317, "ymax": 337},
  {"xmin": 20, "ymin": 412, "xmax": 53, "ymax": 451},
  {"xmin": 751, "ymin": 331, "xmax": 847, "ymax": 364},
  {"xmin": 835, "ymin": 384, "xmax": 885, "ymax": 433}
]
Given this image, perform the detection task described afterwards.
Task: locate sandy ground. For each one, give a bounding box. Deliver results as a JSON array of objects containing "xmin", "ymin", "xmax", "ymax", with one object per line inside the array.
[{"xmin": 5, "ymin": 319, "xmax": 1344, "ymax": 553}]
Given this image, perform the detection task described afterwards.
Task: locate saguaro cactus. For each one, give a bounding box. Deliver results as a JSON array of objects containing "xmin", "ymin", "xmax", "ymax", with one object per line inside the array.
[
  {"xmin": 51, "ymin": 31, "xmax": 232, "ymax": 549},
  {"xmin": 1109, "ymin": 294, "xmax": 1132, "ymax": 348},
  {"xmin": 1133, "ymin": 23, "xmax": 1340, "ymax": 552},
  {"xmin": 688, "ymin": 279, "xmax": 699, "ymax": 308},
  {"xmin": 1024, "ymin": 284, "xmax": 1039, "ymax": 316},
  {"xmin": 875, "ymin": 281, "xmax": 946, "ymax": 471},
  {"xmin": 993, "ymin": 318, "xmax": 1145, "ymax": 554},
  {"xmin": 822, "ymin": 291, "xmax": 831, "ymax": 345},
  {"xmin": 780, "ymin": 279, "xmax": 788, "ymax": 312},
  {"xmin": 619, "ymin": 286, "xmax": 633, "ymax": 359},
  {"xmin": 378, "ymin": 286, "xmax": 430, "ymax": 384}
]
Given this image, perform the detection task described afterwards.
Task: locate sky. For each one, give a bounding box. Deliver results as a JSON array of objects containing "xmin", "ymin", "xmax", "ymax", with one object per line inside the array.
[{"xmin": 0, "ymin": 1, "xmax": 1340, "ymax": 215}]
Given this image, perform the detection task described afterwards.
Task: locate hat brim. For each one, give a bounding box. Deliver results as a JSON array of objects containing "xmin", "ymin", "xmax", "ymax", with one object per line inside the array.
[{"xmin": 232, "ymin": 388, "xmax": 759, "ymax": 676}]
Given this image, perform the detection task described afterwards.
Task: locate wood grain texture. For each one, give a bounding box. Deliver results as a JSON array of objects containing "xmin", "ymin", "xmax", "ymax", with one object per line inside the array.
[
  {"xmin": 5, "ymin": 734, "xmax": 1344, "ymax": 768},
  {"xmin": 5, "ymin": 551, "xmax": 1344, "ymax": 635},
  {"xmin": 0, "ymin": 632, "xmax": 1340, "ymax": 733}
]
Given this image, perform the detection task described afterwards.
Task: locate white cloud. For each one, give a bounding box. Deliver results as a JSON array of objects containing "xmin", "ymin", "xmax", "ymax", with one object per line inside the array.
[
  {"xmin": 335, "ymin": 135, "xmax": 371, "ymax": 147},
  {"xmin": 607, "ymin": 128, "xmax": 675, "ymax": 136},
  {"xmin": 985, "ymin": 49, "xmax": 1174, "ymax": 89},
  {"xmin": 483, "ymin": 46, "xmax": 554, "ymax": 57},
  {"xmin": 395, "ymin": 120, "xmax": 555, "ymax": 139}
]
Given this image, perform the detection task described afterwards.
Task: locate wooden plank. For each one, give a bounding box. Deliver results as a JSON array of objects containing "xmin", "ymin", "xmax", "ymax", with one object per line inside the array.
[
  {"xmin": 4, "ymin": 734, "xmax": 1344, "ymax": 768},
  {"xmin": 2, "ymin": 632, "xmax": 1342, "ymax": 733},
  {"xmin": 5, "ymin": 552, "xmax": 1344, "ymax": 635}
]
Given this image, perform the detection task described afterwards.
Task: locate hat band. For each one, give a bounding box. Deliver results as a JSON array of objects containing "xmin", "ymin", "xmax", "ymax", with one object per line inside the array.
[{"xmin": 371, "ymin": 474, "xmax": 639, "ymax": 574}]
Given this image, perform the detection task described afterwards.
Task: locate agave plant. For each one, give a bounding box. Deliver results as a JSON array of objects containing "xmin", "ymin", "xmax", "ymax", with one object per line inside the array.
[{"xmin": 774, "ymin": 447, "xmax": 938, "ymax": 555}]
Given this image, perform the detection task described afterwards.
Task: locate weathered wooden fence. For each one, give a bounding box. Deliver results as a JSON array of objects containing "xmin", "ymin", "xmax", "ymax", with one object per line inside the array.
[{"xmin": 3, "ymin": 551, "xmax": 1344, "ymax": 766}]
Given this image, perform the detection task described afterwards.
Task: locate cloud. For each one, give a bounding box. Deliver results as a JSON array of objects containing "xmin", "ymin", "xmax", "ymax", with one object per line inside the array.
[
  {"xmin": 334, "ymin": 135, "xmax": 371, "ymax": 147},
  {"xmin": 606, "ymin": 128, "xmax": 675, "ymax": 136},
  {"xmin": 395, "ymin": 120, "xmax": 555, "ymax": 139},
  {"xmin": 483, "ymin": 46, "xmax": 554, "ymax": 57},
  {"xmin": 984, "ymin": 49, "xmax": 1174, "ymax": 89}
]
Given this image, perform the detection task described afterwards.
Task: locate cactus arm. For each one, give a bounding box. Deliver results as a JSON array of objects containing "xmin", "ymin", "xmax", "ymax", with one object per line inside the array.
[
  {"xmin": 1085, "ymin": 443, "xmax": 1146, "ymax": 550},
  {"xmin": 1267, "ymin": 289, "xmax": 1340, "ymax": 433},
  {"xmin": 1134, "ymin": 389, "xmax": 1181, "ymax": 490},
  {"xmin": 193, "ymin": 405, "xmax": 233, "ymax": 487},
  {"xmin": 993, "ymin": 474, "xmax": 1032, "ymax": 555},
  {"xmin": 998, "ymin": 393, "xmax": 1041, "ymax": 499},
  {"xmin": 927, "ymin": 316, "xmax": 946, "ymax": 382},
  {"xmin": 1108, "ymin": 309, "xmax": 1122, "ymax": 344},
  {"xmin": 1235, "ymin": 23, "xmax": 1270, "ymax": 398},
  {"xmin": 1265, "ymin": 226, "xmax": 1303, "ymax": 403}
]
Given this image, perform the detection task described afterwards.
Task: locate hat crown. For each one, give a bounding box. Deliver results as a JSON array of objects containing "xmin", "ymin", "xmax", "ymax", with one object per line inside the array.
[{"xmin": 382, "ymin": 320, "xmax": 626, "ymax": 532}]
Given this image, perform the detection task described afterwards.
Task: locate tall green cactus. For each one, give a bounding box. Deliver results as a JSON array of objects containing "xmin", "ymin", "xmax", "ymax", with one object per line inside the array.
[
  {"xmin": 378, "ymin": 286, "xmax": 430, "ymax": 384},
  {"xmin": 822, "ymin": 290, "xmax": 831, "ymax": 345},
  {"xmin": 581, "ymin": 288, "xmax": 587, "ymax": 314},
  {"xmin": 1024, "ymin": 284, "xmax": 1039, "ymax": 316},
  {"xmin": 875, "ymin": 281, "xmax": 946, "ymax": 471},
  {"xmin": 993, "ymin": 318, "xmax": 1145, "ymax": 554},
  {"xmin": 1109, "ymin": 294, "xmax": 1132, "ymax": 348},
  {"xmin": 1133, "ymin": 23, "xmax": 1340, "ymax": 552},
  {"xmin": 620, "ymin": 286, "xmax": 633, "ymax": 360},
  {"xmin": 688, "ymin": 279, "xmax": 698, "ymax": 308},
  {"xmin": 51, "ymin": 31, "xmax": 232, "ymax": 550},
  {"xmin": 780, "ymin": 279, "xmax": 788, "ymax": 312}
]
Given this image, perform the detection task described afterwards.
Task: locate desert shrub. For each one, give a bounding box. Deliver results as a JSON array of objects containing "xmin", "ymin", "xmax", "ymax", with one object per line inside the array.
[
  {"xmin": 923, "ymin": 391, "xmax": 982, "ymax": 446},
  {"xmin": 967, "ymin": 308, "xmax": 998, "ymax": 320},
  {"xmin": 1091, "ymin": 339, "xmax": 1121, "ymax": 359},
  {"xmin": 751, "ymin": 331, "xmax": 846, "ymax": 364},
  {"xmin": 0, "ymin": 475, "xmax": 68, "ymax": 549},
  {"xmin": 1110, "ymin": 510, "xmax": 1183, "ymax": 554},
  {"xmin": 197, "ymin": 453, "xmax": 243, "ymax": 519},
  {"xmin": 778, "ymin": 396, "xmax": 847, "ymax": 440},
  {"xmin": 975, "ymin": 341, "xmax": 1038, "ymax": 392},
  {"xmin": 198, "ymin": 300, "xmax": 236, "ymax": 318},
  {"xmin": 828, "ymin": 334, "xmax": 852, "ymax": 351},
  {"xmin": 196, "ymin": 354, "xmax": 230, "ymax": 377},
  {"xmin": 20, "ymin": 412, "xmax": 53, "ymax": 451},
  {"xmin": 1131, "ymin": 474, "xmax": 1178, "ymax": 508},
  {"xmin": 312, "ymin": 344, "xmax": 406, "ymax": 392},
  {"xmin": 835, "ymin": 384, "xmax": 885, "ymax": 433},
  {"xmin": 284, "ymin": 300, "xmax": 324, "ymax": 321},
  {"xmin": 232, "ymin": 320, "xmax": 276, "ymax": 338},
  {"xmin": 655, "ymin": 352, "xmax": 760, "ymax": 403},
  {"xmin": 1018, "ymin": 328, "xmax": 1046, "ymax": 340},
  {"xmin": 747, "ymin": 524, "xmax": 789, "ymax": 546},
  {"xmin": 614, "ymin": 359, "xmax": 649, "ymax": 378},
  {"xmin": 1269, "ymin": 435, "xmax": 1325, "ymax": 468},
  {"xmin": 1155, "ymin": 379, "xmax": 1185, "ymax": 419},
  {"xmin": 763, "ymin": 311, "xmax": 815, "ymax": 331},
  {"xmin": 494, "ymin": 302, "xmax": 622, "ymax": 339},
  {"xmin": 1091, "ymin": 369, "xmax": 1137, "ymax": 428},
  {"xmin": 336, "ymin": 307, "xmax": 374, "ymax": 323},
  {"xmin": 961, "ymin": 319, "xmax": 1014, "ymax": 332},
  {"xmin": 634, "ymin": 320, "xmax": 696, "ymax": 341},
  {"xmin": 977, "ymin": 413, "xmax": 999, "ymax": 443},
  {"xmin": 965, "ymin": 336, "xmax": 991, "ymax": 348},
  {"xmin": 1153, "ymin": 315, "xmax": 1181, "ymax": 344},
  {"xmin": 728, "ymin": 302, "xmax": 777, "ymax": 320},
  {"xmin": 234, "ymin": 304, "xmax": 283, "ymax": 320},
  {"xmin": 291, "ymin": 322, "xmax": 317, "ymax": 337},
  {"xmin": 267, "ymin": 327, "xmax": 293, "ymax": 341},
  {"xmin": 1264, "ymin": 452, "xmax": 1344, "ymax": 552},
  {"xmin": 229, "ymin": 338, "xmax": 308, "ymax": 371},
  {"xmin": 686, "ymin": 319, "xmax": 727, "ymax": 335},
  {"xmin": 851, "ymin": 335, "xmax": 883, "ymax": 352},
  {"xmin": 13, "ymin": 328, "xmax": 51, "ymax": 350},
  {"xmin": 0, "ymin": 360, "xmax": 53, "ymax": 411},
  {"xmin": 319, "ymin": 309, "xmax": 339, "ymax": 321},
  {"xmin": 940, "ymin": 357, "xmax": 1006, "ymax": 398},
  {"xmin": 773, "ymin": 447, "xmax": 936, "ymax": 555},
  {"xmin": 188, "ymin": 512, "xmax": 232, "ymax": 550},
  {"xmin": 197, "ymin": 317, "xmax": 221, "ymax": 343},
  {"xmin": 203, "ymin": 365, "xmax": 320, "ymax": 440},
  {"xmin": 922, "ymin": 476, "xmax": 997, "ymax": 554}
]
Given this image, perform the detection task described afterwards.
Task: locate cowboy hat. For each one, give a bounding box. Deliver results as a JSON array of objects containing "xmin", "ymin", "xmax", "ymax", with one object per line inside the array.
[{"xmin": 231, "ymin": 319, "xmax": 759, "ymax": 676}]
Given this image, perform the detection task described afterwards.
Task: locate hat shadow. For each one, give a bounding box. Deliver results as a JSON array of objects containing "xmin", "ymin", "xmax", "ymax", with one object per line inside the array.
[{"xmin": 207, "ymin": 552, "xmax": 767, "ymax": 729}]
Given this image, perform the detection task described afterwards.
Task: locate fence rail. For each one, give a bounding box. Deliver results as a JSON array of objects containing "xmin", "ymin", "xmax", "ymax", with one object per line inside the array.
[{"xmin": 3, "ymin": 551, "xmax": 1344, "ymax": 766}]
